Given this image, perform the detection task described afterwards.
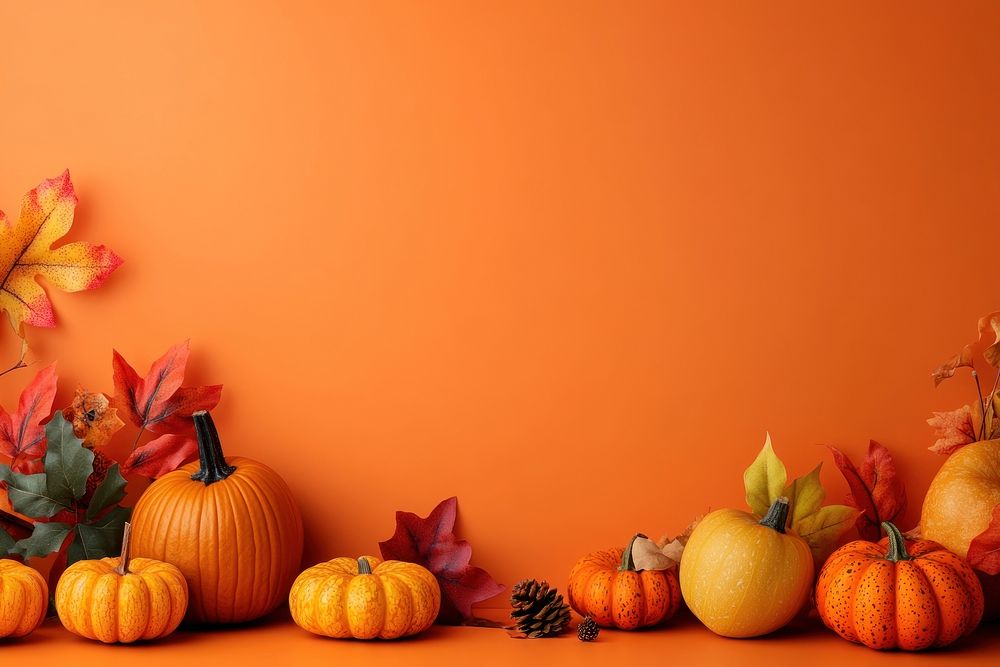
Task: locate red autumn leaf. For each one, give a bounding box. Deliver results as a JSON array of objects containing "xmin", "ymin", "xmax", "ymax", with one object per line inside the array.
[
  {"xmin": 927, "ymin": 405, "xmax": 979, "ymax": 455},
  {"xmin": 931, "ymin": 344, "xmax": 974, "ymax": 387},
  {"xmin": 828, "ymin": 441, "xmax": 907, "ymax": 542},
  {"xmin": 968, "ymin": 504, "xmax": 1000, "ymax": 575},
  {"xmin": 378, "ymin": 496, "xmax": 504, "ymax": 624},
  {"xmin": 112, "ymin": 341, "xmax": 222, "ymax": 436},
  {"xmin": 0, "ymin": 364, "xmax": 57, "ymax": 472},
  {"xmin": 121, "ymin": 433, "xmax": 198, "ymax": 479},
  {"xmin": 1, "ymin": 508, "xmax": 32, "ymax": 541}
]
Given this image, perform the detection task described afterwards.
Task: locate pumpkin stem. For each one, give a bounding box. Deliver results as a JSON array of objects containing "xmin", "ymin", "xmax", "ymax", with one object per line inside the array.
[
  {"xmin": 882, "ymin": 521, "xmax": 911, "ymax": 562},
  {"xmin": 618, "ymin": 533, "xmax": 647, "ymax": 572},
  {"xmin": 115, "ymin": 522, "xmax": 133, "ymax": 576},
  {"xmin": 190, "ymin": 411, "xmax": 236, "ymax": 485},
  {"xmin": 358, "ymin": 557, "xmax": 373, "ymax": 575},
  {"xmin": 758, "ymin": 497, "xmax": 790, "ymax": 533}
]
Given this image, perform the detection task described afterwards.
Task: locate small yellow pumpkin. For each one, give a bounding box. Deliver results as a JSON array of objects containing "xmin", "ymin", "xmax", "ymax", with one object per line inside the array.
[
  {"xmin": 680, "ymin": 497, "xmax": 814, "ymax": 637},
  {"xmin": 55, "ymin": 523, "xmax": 188, "ymax": 643},
  {"xmin": 289, "ymin": 555, "xmax": 440, "ymax": 639},
  {"xmin": 0, "ymin": 559, "xmax": 47, "ymax": 638}
]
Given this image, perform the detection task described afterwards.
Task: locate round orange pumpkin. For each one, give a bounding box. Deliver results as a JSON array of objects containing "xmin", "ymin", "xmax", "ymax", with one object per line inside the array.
[
  {"xmin": 816, "ymin": 521, "xmax": 983, "ymax": 650},
  {"xmin": 289, "ymin": 556, "xmax": 441, "ymax": 639},
  {"xmin": 55, "ymin": 523, "xmax": 189, "ymax": 643},
  {"xmin": 566, "ymin": 533, "xmax": 681, "ymax": 630},
  {"xmin": 130, "ymin": 410, "xmax": 304, "ymax": 625},
  {"xmin": 0, "ymin": 558, "xmax": 47, "ymax": 639},
  {"xmin": 920, "ymin": 438, "xmax": 1000, "ymax": 617}
]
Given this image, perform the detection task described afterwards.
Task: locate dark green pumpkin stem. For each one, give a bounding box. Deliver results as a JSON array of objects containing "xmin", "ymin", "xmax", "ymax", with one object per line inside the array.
[
  {"xmin": 618, "ymin": 533, "xmax": 647, "ymax": 571},
  {"xmin": 883, "ymin": 521, "xmax": 911, "ymax": 562},
  {"xmin": 759, "ymin": 497, "xmax": 789, "ymax": 533},
  {"xmin": 190, "ymin": 411, "xmax": 236, "ymax": 485},
  {"xmin": 358, "ymin": 557, "xmax": 373, "ymax": 575}
]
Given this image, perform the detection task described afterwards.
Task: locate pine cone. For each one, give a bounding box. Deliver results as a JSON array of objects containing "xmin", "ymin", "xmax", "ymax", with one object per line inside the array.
[
  {"xmin": 577, "ymin": 616, "xmax": 599, "ymax": 641},
  {"xmin": 82, "ymin": 449, "xmax": 113, "ymax": 504},
  {"xmin": 510, "ymin": 579, "xmax": 571, "ymax": 638}
]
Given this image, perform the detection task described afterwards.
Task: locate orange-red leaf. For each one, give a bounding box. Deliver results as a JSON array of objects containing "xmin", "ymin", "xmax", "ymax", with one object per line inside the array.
[
  {"xmin": 0, "ymin": 171, "xmax": 122, "ymax": 329},
  {"xmin": 931, "ymin": 344, "xmax": 974, "ymax": 386},
  {"xmin": 968, "ymin": 504, "xmax": 1000, "ymax": 575},
  {"xmin": 828, "ymin": 441, "xmax": 907, "ymax": 542},
  {"xmin": 978, "ymin": 311, "xmax": 1000, "ymax": 368},
  {"xmin": 0, "ymin": 364, "xmax": 57, "ymax": 472},
  {"xmin": 112, "ymin": 341, "xmax": 222, "ymax": 436},
  {"xmin": 121, "ymin": 433, "xmax": 197, "ymax": 479},
  {"xmin": 61, "ymin": 389, "xmax": 124, "ymax": 449},
  {"xmin": 927, "ymin": 404, "xmax": 980, "ymax": 454}
]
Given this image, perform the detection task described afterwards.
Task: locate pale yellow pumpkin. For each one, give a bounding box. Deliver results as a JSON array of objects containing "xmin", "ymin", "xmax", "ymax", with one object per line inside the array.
[
  {"xmin": 680, "ymin": 497, "xmax": 814, "ymax": 637},
  {"xmin": 289, "ymin": 556, "xmax": 440, "ymax": 639},
  {"xmin": 0, "ymin": 559, "xmax": 47, "ymax": 638}
]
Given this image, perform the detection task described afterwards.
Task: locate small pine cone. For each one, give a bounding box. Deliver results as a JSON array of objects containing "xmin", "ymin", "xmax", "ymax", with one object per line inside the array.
[
  {"xmin": 577, "ymin": 616, "xmax": 599, "ymax": 642},
  {"xmin": 510, "ymin": 579, "xmax": 571, "ymax": 638}
]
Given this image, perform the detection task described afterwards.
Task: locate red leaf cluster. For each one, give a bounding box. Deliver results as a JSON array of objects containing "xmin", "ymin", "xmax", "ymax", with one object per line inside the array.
[
  {"xmin": 379, "ymin": 497, "xmax": 504, "ymax": 624},
  {"xmin": 828, "ymin": 441, "xmax": 907, "ymax": 542},
  {"xmin": 968, "ymin": 504, "xmax": 1000, "ymax": 575},
  {"xmin": 0, "ymin": 364, "xmax": 57, "ymax": 473},
  {"xmin": 113, "ymin": 341, "xmax": 222, "ymax": 478}
]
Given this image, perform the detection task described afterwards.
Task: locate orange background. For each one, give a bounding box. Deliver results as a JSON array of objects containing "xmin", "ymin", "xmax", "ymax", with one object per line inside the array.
[{"xmin": 2, "ymin": 0, "xmax": 1000, "ymax": 628}]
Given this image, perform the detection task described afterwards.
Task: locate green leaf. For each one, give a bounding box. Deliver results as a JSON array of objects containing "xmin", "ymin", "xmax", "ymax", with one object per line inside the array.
[
  {"xmin": 0, "ymin": 466, "xmax": 68, "ymax": 518},
  {"xmin": 743, "ymin": 433, "xmax": 787, "ymax": 516},
  {"xmin": 43, "ymin": 412, "xmax": 94, "ymax": 505},
  {"xmin": 11, "ymin": 522, "xmax": 71, "ymax": 560},
  {"xmin": 85, "ymin": 463, "xmax": 127, "ymax": 521},
  {"xmin": 71, "ymin": 507, "xmax": 130, "ymax": 564},
  {"xmin": 0, "ymin": 527, "xmax": 15, "ymax": 556},
  {"xmin": 784, "ymin": 463, "xmax": 825, "ymax": 526}
]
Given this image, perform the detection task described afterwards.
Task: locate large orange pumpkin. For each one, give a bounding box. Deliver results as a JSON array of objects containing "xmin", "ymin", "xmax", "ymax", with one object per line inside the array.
[
  {"xmin": 816, "ymin": 522, "xmax": 983, "ymax": 650},
  {"xmin": 566, "ymin": 533, "xmax": 681, "ymax": 630},
  {"xmin": 920, "ymin": 438, "xmax": 1000, "ymax": 616},
  {"xmin": 130, "ymin": 411, "xmax": 304, "ymax": 624},
  {"xmin": 0, "ymin": 559, "xmax": 47, "ymax": 639}
]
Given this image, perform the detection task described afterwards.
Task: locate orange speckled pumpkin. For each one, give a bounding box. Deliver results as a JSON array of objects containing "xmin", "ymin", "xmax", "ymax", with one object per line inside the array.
[
  {"xmin": 130, "ymin": 411, "xmax": 304, "ymax": 625},
  {"xmin": 816, "ymin": 521, "xmax": 984, "ymax": 650},
  {"xmin": 55, "ymin": 523, "xmax": 188, "ymax": 643},
  {"xmin": 0, "ymin": 559, "xmax": 47, "ymax": 639},
  {"xmin": 289, "ymin": 556, "xmax": 440, "ymax": 639},
  {"xmin": 566, "ymin": 533, "xmax": 681, "ymax": 630}
]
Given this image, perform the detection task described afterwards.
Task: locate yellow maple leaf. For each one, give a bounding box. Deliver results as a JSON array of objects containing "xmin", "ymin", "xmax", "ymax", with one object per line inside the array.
[
  {"xmin": 0, "ymin": 171, "xmax": 122, "ymax": 330},
  {"xmin": 744, "ymin": 435, "xmax": 859, "ymax": 562}
]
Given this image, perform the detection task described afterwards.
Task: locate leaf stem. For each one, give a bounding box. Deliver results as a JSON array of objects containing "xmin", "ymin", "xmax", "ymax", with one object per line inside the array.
[
  {"xmin": 0, "ymin": 342, "xmax": 29, "ymax": 379},
  {"xmin": 973, "ymin": 369, "xmax": 987, "ymax": 441}
]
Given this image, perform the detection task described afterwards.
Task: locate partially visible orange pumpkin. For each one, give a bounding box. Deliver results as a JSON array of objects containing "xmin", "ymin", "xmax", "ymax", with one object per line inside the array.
[
  {"xmin": 0, "ymin": 559, "xmax": 47, "ymax": 639},
  {"xmin": 566, "ymin": 533, "xmax": 681, "ymax": 630},
  {"xmin": 921, "ymin": 438, "xmax": 1000, "ymax": 616},
  {"xmin": 289, "ymin": 556, "xmax": 440, "ymax": 639},
  {"xmin": 55, "ymin": 523, "xmax": 189, "ymax": 643},
  {"xmin": 130, "ymin": 411, "xmax": 304, "ymax": 625},
  {"xmin": 680, "ymin": 497, "xmax": 813, "ymax": 638},
  {"xmin": 816, "ymin": 521, "xmax": 983, "ymax": 650}
]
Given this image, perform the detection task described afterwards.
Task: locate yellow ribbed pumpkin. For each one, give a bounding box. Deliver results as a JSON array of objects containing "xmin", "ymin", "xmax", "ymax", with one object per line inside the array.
[
  {"xmin": 55, "ymin": 523, "xmax": 188, "ymax": 643},
  {"xmin": 0, "ymin": 559, "xmax": 47, "ymax": 638},
  {"xmin": 130, "ymin": 411, "xmax": 304, "ymax": 624},
  {"xmin": 680, "ymin": 497, "xmax": 814, "ymax": 637},
  {"xmin": 289, "ymin": 556, "xmax": 440, "ymax": 639}
]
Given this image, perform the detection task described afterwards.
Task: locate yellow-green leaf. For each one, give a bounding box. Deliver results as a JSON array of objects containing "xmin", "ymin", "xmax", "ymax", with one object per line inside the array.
[
  {"xmin": 793, "ymin": 504, "xmax": 859, "ymax": 562},
  {"xmin": 784, "ymin": 463, "xmax": 825, "ymax": 526},
  {"xmin": 743, "ymin": 433, "xmax": 787, "ymax": 516}
]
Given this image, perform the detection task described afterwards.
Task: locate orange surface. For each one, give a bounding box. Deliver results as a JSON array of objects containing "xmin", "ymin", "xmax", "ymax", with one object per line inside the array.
[
  {"xmin": 1, "ymin": 610, "xmax": 998, "ymax": 667},
  {"xmin": 2, "ymin": 0, "xmax": 1000, "ymax": 661}
]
